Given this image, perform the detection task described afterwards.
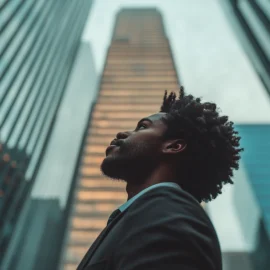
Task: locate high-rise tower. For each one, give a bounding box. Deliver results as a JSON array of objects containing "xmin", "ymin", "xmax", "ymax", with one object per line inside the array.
[
  {"xmin": 61, "ymin": 8, "xmax": 179, "ymax": 270},
  {"xmin": 0, "ymin": 0, "xmax": 93, "ymax": 268}
]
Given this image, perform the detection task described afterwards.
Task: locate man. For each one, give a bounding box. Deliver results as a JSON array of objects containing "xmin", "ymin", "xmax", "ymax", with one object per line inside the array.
[{"xmin": 78, "ymin": 87, "xmax": 243, "ymax": 270}]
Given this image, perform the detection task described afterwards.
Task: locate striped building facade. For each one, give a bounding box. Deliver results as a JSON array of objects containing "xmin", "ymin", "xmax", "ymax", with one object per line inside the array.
[{"xmin": 60, "ymin": 8, "xmax": 180, "ymax": 270}]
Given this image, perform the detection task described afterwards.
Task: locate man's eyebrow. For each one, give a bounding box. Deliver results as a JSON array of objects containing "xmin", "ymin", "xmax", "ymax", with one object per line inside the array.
[{"xmin": 137, "ymin": 118, "xmax": 153, "ymax": 125}]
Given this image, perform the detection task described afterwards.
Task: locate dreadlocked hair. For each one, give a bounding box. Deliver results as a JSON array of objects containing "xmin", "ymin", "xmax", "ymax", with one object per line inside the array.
[{"xmin": 160, "ymin": 86, "xmax": 244, "ymax": 203}]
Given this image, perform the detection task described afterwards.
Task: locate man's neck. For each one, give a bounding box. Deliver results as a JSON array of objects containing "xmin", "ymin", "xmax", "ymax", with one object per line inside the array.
[
  {"xmin": 125, "ymin": 163, "xmax": 177, "ymax": 200},
  {"xmin": 126, "ymin": 182, "xmax": 149, "ymax": 200}
]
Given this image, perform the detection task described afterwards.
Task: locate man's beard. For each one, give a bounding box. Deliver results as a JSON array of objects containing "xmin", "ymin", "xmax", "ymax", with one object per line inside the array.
[{"xmin": 100, "ymin": 141, "xmax": 160, "ymax": 185}]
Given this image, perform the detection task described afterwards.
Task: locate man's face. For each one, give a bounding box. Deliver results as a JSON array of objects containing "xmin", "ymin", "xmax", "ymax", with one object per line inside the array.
[{"xmin": 100, "ymin": 113, "xmax": 168, "ymax": 184}]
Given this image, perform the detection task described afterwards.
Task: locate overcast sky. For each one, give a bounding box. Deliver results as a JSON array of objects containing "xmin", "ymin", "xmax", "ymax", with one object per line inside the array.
[{"xmin": 82, "ymin": 0, "xmax": 270, "ymax": 123}]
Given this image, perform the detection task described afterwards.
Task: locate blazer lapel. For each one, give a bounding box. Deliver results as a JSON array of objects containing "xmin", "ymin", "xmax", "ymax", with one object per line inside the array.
[{"xmin": 77, "ymin": 210, "xmax": 126, "ymax": 270}]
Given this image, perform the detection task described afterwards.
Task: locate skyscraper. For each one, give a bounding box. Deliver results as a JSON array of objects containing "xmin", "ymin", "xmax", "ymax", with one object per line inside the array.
[
  {"xmin": 220, "ymin": 1, "xmax": 270, "ymax": 269},
  {"xmin": 0, "ymin": 0, "xmax": 93, "ymax": 268},
  {"xmin": 60, "ymin": 8, "xmax": 179, "ymax": 270},
  {"xmin": 221, "ymin": 0, "xmax": 270, "ymax": 96}
]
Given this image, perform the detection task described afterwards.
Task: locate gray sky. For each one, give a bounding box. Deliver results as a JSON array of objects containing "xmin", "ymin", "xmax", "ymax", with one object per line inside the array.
[{"xmin": 82, "ymin": 0, "xmax": 270, "ymax": 123}]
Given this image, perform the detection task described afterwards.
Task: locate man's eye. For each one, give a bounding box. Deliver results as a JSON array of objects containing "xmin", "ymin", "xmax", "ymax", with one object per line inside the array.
[{"xmin": 137, "ymin": 124, "xmax": 146, "ymax": 130}]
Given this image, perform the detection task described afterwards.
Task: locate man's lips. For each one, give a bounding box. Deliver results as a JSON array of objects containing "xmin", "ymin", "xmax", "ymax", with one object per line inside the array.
[
  {"xmin": 106, "ymin": 145, "xmax": 119, "ymax": 156},
  {"xmin": 106, "ymin": 139, "xmax": 123, "ymax": 156}
]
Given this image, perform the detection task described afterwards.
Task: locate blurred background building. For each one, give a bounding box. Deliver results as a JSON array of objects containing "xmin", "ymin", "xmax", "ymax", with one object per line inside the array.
[
  {"xmin": 217, "ymin": 1, "xmax": 270, "ymax": 269},
  {"xmin": 222, "ymin": 0, "xmax": 270, "ymax": 96},
  {"xmin": 59, "ymin": 8, "xmax": 180, "ymax": 270},
  {"xmin": 0, "ymin": 0, "xmax": 95, "ymax": 269},
  {"xmin": 0, "ymin": 1, "xmax": 269, "ymax": 270}
]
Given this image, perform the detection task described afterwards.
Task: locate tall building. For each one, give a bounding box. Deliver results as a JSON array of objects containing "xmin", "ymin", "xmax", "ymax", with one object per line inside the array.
[
  {"xmin": 220, "ymin": 1, "xmax": 270, "ymax": 269},
  {"xmin": 221, "ymin": 0, "xmax": 270, "ymax": 96},
  {"xmin": 0, "ymin": 1, "xmax": 93, "ymax": 269},
  {"xmin": 60, "ymin": 8, "xmax": 179, "ymax": 270},
  {"xmin": 232, "ymin": 124, "xmax": 270, "ymax": 270}
]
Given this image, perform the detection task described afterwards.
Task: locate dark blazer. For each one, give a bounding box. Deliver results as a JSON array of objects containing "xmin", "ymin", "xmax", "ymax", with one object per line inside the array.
[{"xmin": 77, "ymin": 185, "xmax": 222, "ymax": 270}]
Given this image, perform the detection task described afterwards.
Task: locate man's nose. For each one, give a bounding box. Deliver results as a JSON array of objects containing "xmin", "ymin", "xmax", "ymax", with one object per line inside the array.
[{"xmin": 116, "ymin": 131, "xmax": 129, "ymax": 140}]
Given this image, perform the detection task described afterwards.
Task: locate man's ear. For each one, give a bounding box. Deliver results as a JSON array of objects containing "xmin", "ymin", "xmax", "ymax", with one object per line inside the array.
[{"xmin": 162, "ymin": 139, "xmax": 187, "ymax": 154}]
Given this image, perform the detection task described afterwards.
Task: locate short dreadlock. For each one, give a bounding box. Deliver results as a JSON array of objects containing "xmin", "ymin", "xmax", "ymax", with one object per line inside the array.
[{"xmin": 160, "ymin": 86, "xmax": 243, "ymax": 202}]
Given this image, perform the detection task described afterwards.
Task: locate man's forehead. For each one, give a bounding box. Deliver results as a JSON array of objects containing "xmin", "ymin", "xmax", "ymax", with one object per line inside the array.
[
  {"xmin": 136, "ymin": 113, "xmax": 167, "ymax": 127},
  {"xmin": 147, "ymin": 113, "xmax": 167, "ymax": 122},
  {"xmin": 137, "ymin": 113, "xmax": 167, "ymax": 125}
]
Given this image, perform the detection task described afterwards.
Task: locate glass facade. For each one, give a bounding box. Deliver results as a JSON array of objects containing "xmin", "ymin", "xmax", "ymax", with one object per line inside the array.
[
  {"xmin": 225, "ymin": 0, "xmax": 270, "ymax": 95},
  {"xmin": 221, "ymin": 2, "xmax": 270, "ymax": 268},
  {"xmin": 236, "ymin": 125, "xmax": 270, "ymax": 237},
  {"xmin": 234, "ymin": 124, "xmax": 270, "ymax": 270},
  {"xmin": 0, "ymin": 0, "xmax": 93, "ymax": 265}
]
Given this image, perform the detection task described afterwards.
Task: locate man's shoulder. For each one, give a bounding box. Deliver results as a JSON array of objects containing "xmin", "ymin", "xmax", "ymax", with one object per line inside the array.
[
  {"xmin": 121, "ymin": 184, "xmax": 221, "ymax": 247},
  {"xmin": 117, "ymin": 185, "xmax": 222, "ymax": 269}
]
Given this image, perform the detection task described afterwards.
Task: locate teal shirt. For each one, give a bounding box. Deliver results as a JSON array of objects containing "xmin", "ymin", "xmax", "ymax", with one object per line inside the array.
[{"xmin": 118, "ymin": 182, "xmax": 181, "ymax": 212}]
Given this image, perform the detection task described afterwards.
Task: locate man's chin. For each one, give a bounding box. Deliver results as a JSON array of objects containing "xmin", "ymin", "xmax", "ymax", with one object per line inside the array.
[
  {"xmin": 100, "ymin": 156, "xmax": 126, "ymax": 180},
  {"xmin": 100, "ymin": 155, "xmax": 156, "ymax": 184}
]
